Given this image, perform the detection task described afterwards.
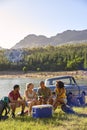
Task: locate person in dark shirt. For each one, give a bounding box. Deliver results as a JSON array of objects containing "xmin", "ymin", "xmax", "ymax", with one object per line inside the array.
[
  {"xmin": 8, "ymin": 84, "xmax": 25, "ymax": 118},
  {"xmin": 67, "ymin": 92, "xmax": 80, "ymax": 107},
  {"xmin": 78, "ymin": 91, "xmax": 86, "ymax": 106}
]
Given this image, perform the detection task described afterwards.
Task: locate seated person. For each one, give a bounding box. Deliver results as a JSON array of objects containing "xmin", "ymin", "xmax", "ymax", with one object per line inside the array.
[
  {"xmin": 78, "ymin": 91, "xmax": 86, "ymax": 106},
  {"xmin": 8, "ymin": 84, "xmax": 25, "ymax": 118},
  {"xmin": 53, "ymin": 81, "xmax": 67, "ymax": 110},
  {"xmin": 67, "ymin": 92, "xmax": 80, "ymax": 107},
  {"xmin": 24, "ymin": 83, "xmax": 39, "ymax": 115},
  {"xmin": 38, "ymin": 81, "xmax": 53, "ymax": 104},
  {"xmin": 52, "ymin": 91, "xmax": 56, "ymax": 101}
]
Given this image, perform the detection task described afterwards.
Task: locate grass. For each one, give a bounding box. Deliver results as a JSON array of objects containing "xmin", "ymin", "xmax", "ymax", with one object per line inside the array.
[{"xmin": 0, "ymin": 107, "xmax": 87, "ymax": 130}]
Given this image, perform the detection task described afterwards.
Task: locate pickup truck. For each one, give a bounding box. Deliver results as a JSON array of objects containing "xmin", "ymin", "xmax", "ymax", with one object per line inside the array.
[{"xmin": 45, "ymin": 75, "xmax": 87, "ymax": 97}]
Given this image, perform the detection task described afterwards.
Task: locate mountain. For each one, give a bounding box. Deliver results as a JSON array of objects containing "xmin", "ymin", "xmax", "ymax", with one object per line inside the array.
[
  {"xmin": 12, "ymin": 34, "xmax": 49, "ymax": 49},
  {"xmin": 50, "ymin": 30, "xmax": 87, "ymax": 45},
  {"xmin": 12, "ymin": 30, "xmax": 87, "ymax": 49}
]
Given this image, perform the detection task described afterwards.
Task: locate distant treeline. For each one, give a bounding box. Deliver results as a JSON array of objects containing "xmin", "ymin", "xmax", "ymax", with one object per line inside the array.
[{"xmin": 0, "ymin": 43, "xmax": 87, "ymax": 71}]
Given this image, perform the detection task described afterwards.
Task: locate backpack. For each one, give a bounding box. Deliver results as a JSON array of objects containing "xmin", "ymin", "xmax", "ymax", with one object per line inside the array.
[
  {"xmin": 0, "ymin": 96, "xmax": 10, "ymax": 120},
  {"xmin": 61, "ymin": 104, "xmax": 76, "ymax": 114}
]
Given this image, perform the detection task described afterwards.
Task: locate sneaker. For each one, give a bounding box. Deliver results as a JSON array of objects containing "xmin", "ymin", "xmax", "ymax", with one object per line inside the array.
[
  {"xmin": 19, "ymin": 111, "xmax": 24, "ymax": 116},
  {"xmin": 28, "ymin": 112, "xmax": 31, "ymax": 116}
]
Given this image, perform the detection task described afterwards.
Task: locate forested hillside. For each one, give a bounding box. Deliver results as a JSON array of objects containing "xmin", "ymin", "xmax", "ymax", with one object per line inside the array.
[{"xmin": 0, "ymin": 43, "xmax": 87, "ymax": 71}]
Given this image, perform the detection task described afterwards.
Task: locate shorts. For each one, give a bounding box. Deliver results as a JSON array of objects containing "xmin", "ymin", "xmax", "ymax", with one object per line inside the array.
[{"xmin": 26, "ymin": 101, "xmax": 32, "ymax": 106}]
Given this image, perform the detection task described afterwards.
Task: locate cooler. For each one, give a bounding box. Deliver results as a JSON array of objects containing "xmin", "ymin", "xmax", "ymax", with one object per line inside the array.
[{"xmin": 32, "ymin": 104, "xmax": 53, "ymax": 118}]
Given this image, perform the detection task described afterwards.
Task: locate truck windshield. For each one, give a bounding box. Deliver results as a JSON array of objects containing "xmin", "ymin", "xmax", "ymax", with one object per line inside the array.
[{"xmin": 46, "ymin": 77, "xmax": 76, "ymax": 86}]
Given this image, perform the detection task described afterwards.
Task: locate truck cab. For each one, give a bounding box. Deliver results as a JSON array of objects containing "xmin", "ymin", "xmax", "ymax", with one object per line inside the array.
[{"xmin": 45, "ymin": 76, "xmax": 87, "ymax": 97}]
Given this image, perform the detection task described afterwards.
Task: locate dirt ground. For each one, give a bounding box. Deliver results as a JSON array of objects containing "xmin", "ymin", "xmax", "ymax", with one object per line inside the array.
[{"xmin": 0, "ymin": 70, "xmax": 87, "ymax": 79}]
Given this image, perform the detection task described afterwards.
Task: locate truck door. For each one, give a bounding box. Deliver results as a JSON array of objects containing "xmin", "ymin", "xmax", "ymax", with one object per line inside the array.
[{"xmin": 65, "ymin": 77, "xmax": 80, "ymax": 96}]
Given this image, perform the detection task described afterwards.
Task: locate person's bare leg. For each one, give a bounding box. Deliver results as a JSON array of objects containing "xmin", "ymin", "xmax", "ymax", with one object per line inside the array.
[
  {"xmin": 21, "ymin": 101, "xmax": 25, "ymax": 112},
  {"xmin": 19, "ymin": 100, "xmax": 25, "ymax": 115},
  {"xmin": 10, "ymin": 103, "xmax": 16, "ymax": 118},
  {"xmin": 48, "ymin": 98, "xmax": 54, "ymax": 105},
  {"xmin": 28, "ymin": 101, "xmax": 35, "ymax": 116},
  {"xmin": 53, "ymin": 99, "xmax": 60, "ymax": 110}
]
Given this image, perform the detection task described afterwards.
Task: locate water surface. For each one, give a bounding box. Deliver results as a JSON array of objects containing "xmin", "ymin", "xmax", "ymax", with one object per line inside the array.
[{"xmin": 0, "ymin": 77, "xmax": 44, "ymax": 97}]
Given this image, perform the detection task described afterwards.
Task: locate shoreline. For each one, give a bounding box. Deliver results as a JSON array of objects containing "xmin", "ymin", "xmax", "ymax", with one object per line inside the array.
[{"xmin": 0, "ymin": 70, "xmax": 87, "ymax": 79}]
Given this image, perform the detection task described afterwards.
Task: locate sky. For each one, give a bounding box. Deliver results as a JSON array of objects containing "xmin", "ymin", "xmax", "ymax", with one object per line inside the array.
[{"xmin": 0, "ymin": 0, "xmax": 87, "ymax": 49}]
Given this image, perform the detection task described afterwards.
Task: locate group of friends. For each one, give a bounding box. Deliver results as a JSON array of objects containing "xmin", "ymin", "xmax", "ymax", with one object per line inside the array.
[
  {"xmin": 8, "ymin": 80, "xmax": 86, "ymax": 118},
  {"xmin": 8, "ymin": 80, "xmax": 67, "ymax": 118}
]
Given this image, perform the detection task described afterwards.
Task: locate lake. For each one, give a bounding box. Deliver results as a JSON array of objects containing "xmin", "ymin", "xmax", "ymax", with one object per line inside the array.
[
  {"xmin": 0, "ymin": 77, "xmax": 87, "ymax": 98},
  {"xmin": 0, "ymin": 77, "xmax": 45, "ymax": 98}
]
